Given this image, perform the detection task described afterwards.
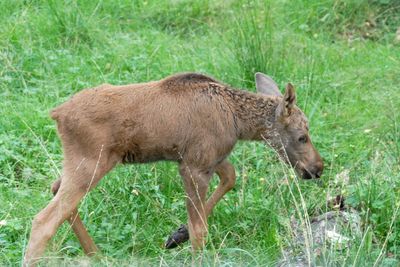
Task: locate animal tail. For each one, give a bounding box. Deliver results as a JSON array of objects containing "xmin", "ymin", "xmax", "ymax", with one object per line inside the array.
[{"xmin": 50, "ymin": 106, "xmax": 62, "ymax": 121}]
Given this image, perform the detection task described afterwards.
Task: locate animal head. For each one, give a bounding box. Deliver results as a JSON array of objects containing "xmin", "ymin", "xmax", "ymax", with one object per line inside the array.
[{"xmin": 255, "ymin": 72, "xmax": 324, "ymax": 179}]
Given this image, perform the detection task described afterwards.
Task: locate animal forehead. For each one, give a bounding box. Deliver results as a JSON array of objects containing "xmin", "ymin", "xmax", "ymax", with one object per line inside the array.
[{"xmin": 289, "ymin": 112, "xmax": 309, "ymax": 130}]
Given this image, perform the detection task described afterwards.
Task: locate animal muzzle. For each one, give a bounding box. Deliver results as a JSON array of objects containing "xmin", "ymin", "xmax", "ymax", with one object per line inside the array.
[{"xmin": 302, "ymin": 161, "xmax": 324, "ymax": 179}]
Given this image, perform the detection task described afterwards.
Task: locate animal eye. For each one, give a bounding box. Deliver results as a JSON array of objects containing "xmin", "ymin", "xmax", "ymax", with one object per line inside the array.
[{"xmin": 298, "ymin": 135, "xmax": 308, "ymax": 143}]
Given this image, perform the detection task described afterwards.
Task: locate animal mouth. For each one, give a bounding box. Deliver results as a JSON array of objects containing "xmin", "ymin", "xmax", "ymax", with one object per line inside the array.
[
  {"xmin": 287, "ymin": 159, "xmax": 321, "ymax": 179},
  {"xmin": 302, "ymin": 169, "xmax": 314, "ymax": 179},
  {"xmin": 301, "ymin": 166, "xmax": 322, "ymax": 179},
  {"xmin": 295, "ymin": 162, "xmax": 317, "ymax": 179}
]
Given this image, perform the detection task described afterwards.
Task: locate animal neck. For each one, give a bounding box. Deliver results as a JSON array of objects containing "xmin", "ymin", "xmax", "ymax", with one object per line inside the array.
[{"xmin": 224, "ymin": 88, "xmax": 280, "ymax": 141}]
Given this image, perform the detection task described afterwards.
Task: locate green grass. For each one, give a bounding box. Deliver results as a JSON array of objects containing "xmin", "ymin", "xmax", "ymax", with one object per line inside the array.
[{"xmin": 1, "ymin": 0, "xmax": 399, "ymax": 266}]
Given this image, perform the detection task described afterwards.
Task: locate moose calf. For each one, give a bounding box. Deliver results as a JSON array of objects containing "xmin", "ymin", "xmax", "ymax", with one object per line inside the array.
[{"xmin": 24, "ymin": 72, "xmax": 323, "ymax": 266}]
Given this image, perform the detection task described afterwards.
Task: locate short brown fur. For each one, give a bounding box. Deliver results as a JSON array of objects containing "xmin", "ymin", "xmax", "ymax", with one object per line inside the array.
[{"xmin": 24, "ymin": 72, "xmax": 323, "ymax": 266}]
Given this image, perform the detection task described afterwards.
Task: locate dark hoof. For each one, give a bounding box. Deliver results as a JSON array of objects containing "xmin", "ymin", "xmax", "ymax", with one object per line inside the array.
[{"xmin": 165, "ymin": 224, "xmax": 189, "ymax": 249}]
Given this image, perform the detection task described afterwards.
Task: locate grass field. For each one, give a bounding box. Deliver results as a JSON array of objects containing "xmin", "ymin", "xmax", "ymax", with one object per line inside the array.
[{"xmin": 1, "ymin": 0, "xmax": 400, "ymax": 266}]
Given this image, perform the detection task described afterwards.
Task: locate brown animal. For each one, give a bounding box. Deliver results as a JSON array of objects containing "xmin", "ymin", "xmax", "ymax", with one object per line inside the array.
[{"xmin": 24, "ymin": 72, "xmax": 323, "ymax": 266}]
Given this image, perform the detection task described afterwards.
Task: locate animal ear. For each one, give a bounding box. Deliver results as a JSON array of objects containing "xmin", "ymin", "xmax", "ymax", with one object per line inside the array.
[
  {"xmin": 278, "ymin": 83, "xmax": 296, "ymax": 117},
  {"xmin": 255, "ymin": 72, "xmax": 282, "ymax": 96}
]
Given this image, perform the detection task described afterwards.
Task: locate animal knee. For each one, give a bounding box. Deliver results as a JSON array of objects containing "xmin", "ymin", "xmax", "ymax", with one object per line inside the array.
[
  {"xmin": 220, "ymin": 164, "xmax": 236, "ymax": 190},
  {"xmin": 31, "ymin": 212, "xmax": 49, "ymax": 235},
  {"xmin": 31, "ymin": 216, "xmax": 54, "ymax": 243},
  {"xmin": 31, "ymin": 214, "xmax": 44, "ymax": 229},
  {"xmin": 225, "ymin": 176, "xmax": 235, "ymax": 191},
  {"xmin": 51, "ymin": 179, "xmax": 61, "ymax": 196}
]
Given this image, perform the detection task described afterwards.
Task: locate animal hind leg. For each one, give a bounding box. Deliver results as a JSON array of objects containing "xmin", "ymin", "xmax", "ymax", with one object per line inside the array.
[
  {"xmin": 24, "ymin": 152, "xmax": 117, "ymax": 266},
  {"xmin": 204, "ymin": 160, "xmax": 236, "ymax": 216},
  {"xmin": 51, "ymin": 179, "xmax": 98, "ymax": 256}
]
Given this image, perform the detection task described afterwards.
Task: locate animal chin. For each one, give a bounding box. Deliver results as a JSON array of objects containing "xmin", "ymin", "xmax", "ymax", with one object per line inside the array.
[
  {"xmin": 294, "ymin": 162, "xmax": 314, "ymax": 179},
  {"xmin": 290, "ymin": 160, "xmax": 307, "ymax": 178},
  {"xmin": 302, "ymin": 170, "xmax": 313, "ymax": 179}
]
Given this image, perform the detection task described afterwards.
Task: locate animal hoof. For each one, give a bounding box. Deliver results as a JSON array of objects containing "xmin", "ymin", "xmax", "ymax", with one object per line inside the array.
[{"xmin": 165, "ymin": 224, "xmax": 189, "ymax": 249}]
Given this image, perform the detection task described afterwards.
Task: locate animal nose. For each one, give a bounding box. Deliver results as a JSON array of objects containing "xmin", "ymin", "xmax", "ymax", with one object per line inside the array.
[{"xmin": 313, "ymin": 162, "xmax": 324, "ymax": 178}]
